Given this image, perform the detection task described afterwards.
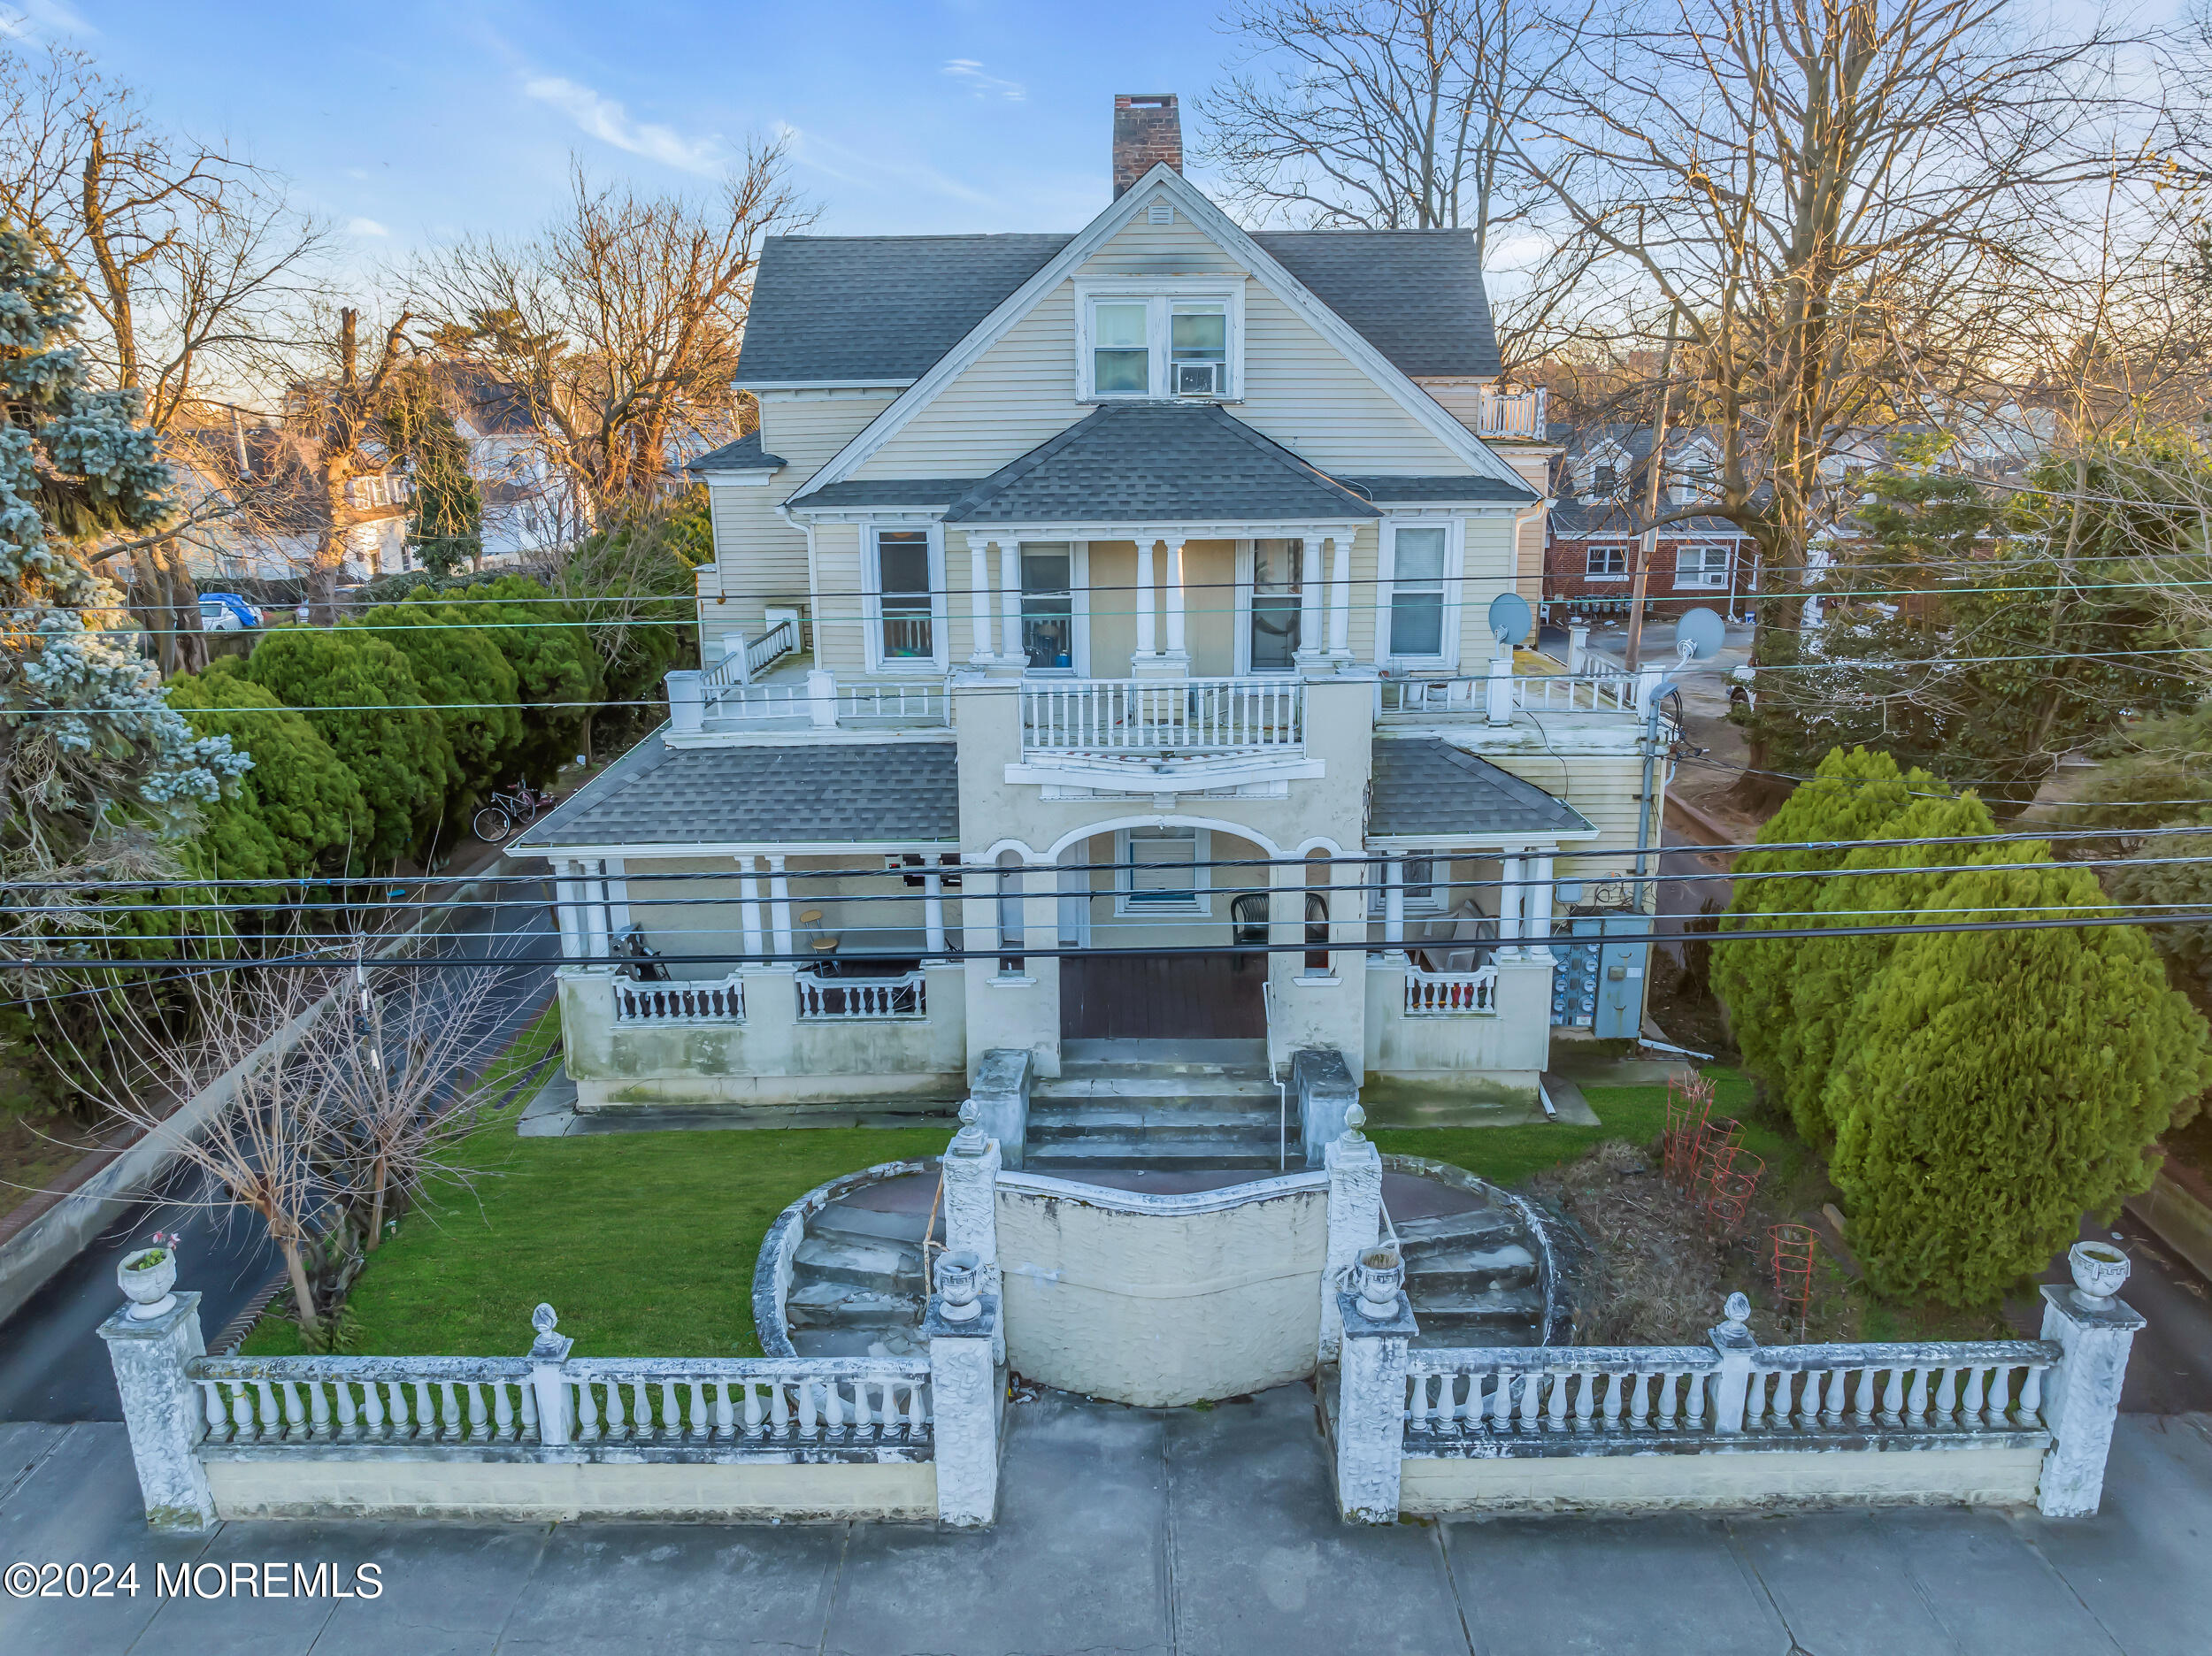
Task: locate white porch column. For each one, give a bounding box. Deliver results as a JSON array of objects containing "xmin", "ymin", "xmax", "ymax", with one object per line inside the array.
[
  {"xmin": 966, "ymin": 534, "xmax": 995, "ymax": 664},
  {"xmin": 736, "ymin": 855, "xmax": 764, "ymax": 961},
  {"xmin": 1135, "ymin": 537, "xmax": 1157, "ymax": 660},
  {"xmin": 1163, "ymin": 535, "xmax": 1187, "ymax": 661},
  {"xmin": 603, "ymin": 855, "xmax": 631, "ymax": 939},
  {"xmin": 1382, "ymin": 854, "xmax": 1406, "ymax": 950},
  {"xmin": 1498, "ymin": 854, "xmax": 1525, "ymax": 959},
  {"xmin": 552, "ymin": 860, "xmax": 584, "ymax": 961},
  {"xmin": 999, "ymin": 538, "xmax": 1023, "ymax": 663},
  {"xmin": 767, "ymin": 855, "xmax": 795, "ymax": 961},
  {"xmin": 1526, "ymin": 853, "xmax": 1555, "ymax": 962},
  {"xmin": 581, "ymin": 859, "xmax": 612, "ymax": 959},
  {"xmin": 924, "ymin": 866, "xmax": 948, "ymax": 958},
  {"xmin": 1297, "ymin": 534, "xmax": 1324, "ymax": 664},
  {"xmin": 1327, "ymin": 533, "xmax": 1351, "ymax": 657}
]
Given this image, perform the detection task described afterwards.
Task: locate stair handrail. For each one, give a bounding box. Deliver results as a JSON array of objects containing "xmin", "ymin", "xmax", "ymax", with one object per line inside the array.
[{"xmin": 921, "ymin": 1169, "xmax": 946, "ymax": 1291}]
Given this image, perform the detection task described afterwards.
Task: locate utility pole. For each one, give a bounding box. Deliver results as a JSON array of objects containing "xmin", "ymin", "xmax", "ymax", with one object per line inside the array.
[{"xmin": 1624, "ymin": 308, "xmax": 1682, "ymax": 672}]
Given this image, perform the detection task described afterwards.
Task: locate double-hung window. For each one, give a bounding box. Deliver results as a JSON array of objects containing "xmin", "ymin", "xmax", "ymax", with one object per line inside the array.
[
  {"xmin": 1368, "ymin": 851, "xmax": 1445, "ymax": 917},
  {"xmin": 1082, "ymin": 289, "xmax": 1240, "ymax": 401},
  {"xmin": 871, "ymin": 527, "xmax": 938, "ymax": 665},
  {"xmin": 1585, "ymin": 543, "xmax": 1629, "ymax": 580},
  {"xmin": 1674, "ymin": 544, "xmax": 1732, "ymax": 590},
  {"xmin": 1386, "ymin": 525, "xmax": 1450, "ymax": 661},
  {"xmin": 1590, "ymin": 463, "xmax": 1617, "ymax": 495},
  {"xmin": 1248, "ymin": 537, "xmax": 1302, "ymax": 671},
  {"xmin": 1092, "ymin": 302, "xmax": 1150, "ymax": 395},
  {"xmin": 1020, "ymin": 544, "xmax": 1074, "ymax": 671},
  {"xmin": 1116, "ymin": 826, "xmax": 1208, "ymax": 916}
]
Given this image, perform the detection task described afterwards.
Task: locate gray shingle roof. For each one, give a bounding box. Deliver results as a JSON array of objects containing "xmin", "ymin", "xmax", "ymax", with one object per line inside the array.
[
  {"xmin": 687, "ymin": 430, "xmax": 786, "ymax": 473},
  {"xmin": 937, "ymin": 404, "xmax": 1383, "ymax": 525},
  {"xmin": 514, "ymin": 733, "xmax": 960, "ymax": 849},
  {"xmin": 1250, "ymin": 231, "xmax": 1501, "ymax": 379},
  {"xmin": 735, "ymin": 226, "xmax": 1503, "ymax": 387},
  {"xmin": 788, "ymin": 478, "xmax": 979, "ymax": 509},
  {"xmin": 736, "ymin": 235, "xmax": 1072, "ymax": 385},
  {"xmin": 1337, "ymin": 474, "xmax": 1537, "ymax": 504},
  {"xmin": 1369, "ymin": 740, "xmax": 1594, "ymax": 839}
]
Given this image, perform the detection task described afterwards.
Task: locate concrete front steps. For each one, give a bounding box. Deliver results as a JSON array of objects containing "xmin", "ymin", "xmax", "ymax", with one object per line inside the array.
[
  {"xmin": 784, "ymin": 1187, "xmax": 941, "ymax": 1360},
  {"xmin": 1023, "ymin": 1039, "xmax": 1300, "ymax": 1177},
  {"xmin": 1393, "ymin": 1200, "xmax": 1547, "ymax": 1349}
]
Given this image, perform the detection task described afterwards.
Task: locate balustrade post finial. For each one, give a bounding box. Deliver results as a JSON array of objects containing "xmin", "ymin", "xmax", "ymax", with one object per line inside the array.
[
  {"xmin": 529, "ymin": 1303, "xmax": 573, "ymax": 1363},
  {"xmin": 952, "ymin": 1100, "xmax": 987, "ymax": 1157},
  {"xmin": 1340, "ymin": 1102, "xmax": 1367, "ymax": 1144},
  {"xmin": 1708, "ymin": 1291, "xmax": 1757, "ymax": 1434}
]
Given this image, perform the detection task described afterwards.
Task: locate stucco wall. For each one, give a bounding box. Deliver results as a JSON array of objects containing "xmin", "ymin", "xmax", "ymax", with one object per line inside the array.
[
  {"xmin": 204, "ymin": 1452, "xmax": 935, "ymax": 1522},
  {"xmin": 995, "ymin": 1172, "xmax": 1330, "ymax": 1406},
  {"xmin": 558, "ymin": 962, "xmax": 967, "ymax": 1108},
  {"xmin": 1363, "ymin": 954, "xmax": 1552, "ymax": 1084},
  {"xmin": 1397, "ymin": 1442, "xmax": 2045, "ymax": 1516}
]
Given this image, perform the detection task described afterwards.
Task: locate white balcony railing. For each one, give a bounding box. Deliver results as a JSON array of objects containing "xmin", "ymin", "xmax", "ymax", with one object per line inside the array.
[
  {"xmin": 704, "ymin": 616, "xmax": 799, "ymax": 702},
  {"xmin": 1475, "ymin": 386, "xmax": 1547, "ymax": 440},
  {"xmin": 1403, "ymin": 966, "xmax": 1499, "ymax": 1016},
  {"xmin": 613, "ymin": 972, "xmax": 745, "ymax": 1024},
  {"xmin": 1377, "ymin": 671, "xmax": 1642, "ymax": 720},
  {"xmin": 1022, "ymin": 676, "xmax": 1304, "ymax": 758},
  {"xmin": 795, "ymin": 969, "xmax": 928, "ymax": 1021}
]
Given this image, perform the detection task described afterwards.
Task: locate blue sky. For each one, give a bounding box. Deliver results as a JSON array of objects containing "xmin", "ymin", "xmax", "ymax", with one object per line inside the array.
[{"xmin": 4, "ymin": 1, "xmax": 1240, "ymax": 257}]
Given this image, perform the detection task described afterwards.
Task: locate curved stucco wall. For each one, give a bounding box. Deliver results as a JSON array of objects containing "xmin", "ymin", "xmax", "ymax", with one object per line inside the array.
[{"xmin": 995, "ymin": 1171, "xmax": 1331, "ymax": 1406}]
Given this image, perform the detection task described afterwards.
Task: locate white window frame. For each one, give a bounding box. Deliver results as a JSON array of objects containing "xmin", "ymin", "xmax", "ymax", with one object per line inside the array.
[
  {"xmin": 1114, "ymin": 825, "xmax": 1211, "ymax": 917},
  {"xmin": 1674, "ymin": 542, "xmax": 1732, "ymax": 590},
  {"xmin": 1367, "ymin": 849, "xmax": 1448, "ymax": 917},
  {"xmin": 1074, "ymin": 280, "xmax": 1245, "ymax": 403},
  {"xmin": 859, "ymin": 519, "xmax": 949, "ymax": 674},
  {"xmin": 1672, "ymin": 441, "xmax": 1718, "ymax": 505},
  {"xmin": 1232, "ymin": 536, "xmax": 1307, "ymax": 676},
  {"xmin": 1584, "ymin": 541, "xmax": 1631, "ymax": 582},
  {"xmin": 1578, "ymin": 445, "xmax": 1628, "ymax": 496},
  {"xmin": 1017, "ymin": 540, "xmax": 1083, "ymax": 676},
  {"xmin": 1378, "ymin": 517, "xmax": 1463, "ymax": 670}
]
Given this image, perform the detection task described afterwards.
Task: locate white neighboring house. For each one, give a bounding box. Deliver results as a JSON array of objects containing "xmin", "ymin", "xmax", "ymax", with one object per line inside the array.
[
  {"xmin": 165, "ymin": 421, "xmax": 410, "ymax": 585},
  {"xmin": 446, "ymin": 370, "xmax": 579, "ymax": 564},
  {"xmin": 513, "ymin": 94, "xmax": 1668, "ymax": 1119}
]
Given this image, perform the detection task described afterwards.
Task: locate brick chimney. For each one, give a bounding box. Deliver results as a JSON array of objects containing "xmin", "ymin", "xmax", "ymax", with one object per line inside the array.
[{"xmin": 1112, "ymin": 95, "xmax": 1182, "ymax": 198}]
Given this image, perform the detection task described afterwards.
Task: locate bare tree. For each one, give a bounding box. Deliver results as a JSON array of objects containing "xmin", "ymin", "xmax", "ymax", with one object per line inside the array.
[
  {"xmin": 288, "ymin": 304, "xmax": 414, "ymax": 622},
  {"xmin": 412, "ymin": 148, "xmax": 808, "ymax": 524},
  {"xmin": 0, "ymin": 44, "xmax": 330, "ymax": 673}
]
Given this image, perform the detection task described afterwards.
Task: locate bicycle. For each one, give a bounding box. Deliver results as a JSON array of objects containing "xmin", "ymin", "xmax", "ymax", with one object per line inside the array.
[{"xmin": 472, "ymin": 780, "xmax": 550, "ymax": 843}]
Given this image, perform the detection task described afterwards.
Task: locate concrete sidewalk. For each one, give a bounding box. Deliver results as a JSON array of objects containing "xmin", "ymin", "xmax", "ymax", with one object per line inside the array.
[{"xmin": 4, "ymin": 1384, "xmax": 2209, "ymax": 1655}]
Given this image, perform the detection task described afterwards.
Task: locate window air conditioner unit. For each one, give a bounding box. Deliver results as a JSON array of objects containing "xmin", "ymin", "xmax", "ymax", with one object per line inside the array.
[{"xmin": 1175, "ymin": 361, "xmax": 1223, "ymax": 396}]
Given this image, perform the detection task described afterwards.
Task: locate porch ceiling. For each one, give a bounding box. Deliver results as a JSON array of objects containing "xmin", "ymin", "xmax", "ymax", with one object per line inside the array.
[
  {"xmin": 1368, "ymin": 739, "xmax": 1596, "ymax": 840},
  {"xmin": 514, "ymin": 732, "xmax": 960, "ymax": 852}
]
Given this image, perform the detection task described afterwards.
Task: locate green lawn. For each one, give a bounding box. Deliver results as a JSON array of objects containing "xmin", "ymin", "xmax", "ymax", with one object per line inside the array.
[
  {"xmin": 1371, "ymin": 1066, "xmax": 1783, "ymax": 1185},
  {"xmin": 241, "ymin": 1000, "xmax": 950, "ymax": 1359}
]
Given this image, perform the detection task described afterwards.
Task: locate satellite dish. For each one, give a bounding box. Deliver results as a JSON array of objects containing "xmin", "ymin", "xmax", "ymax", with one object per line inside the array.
[
  {"xmin": 1487, "ymin": 591, "xmax": 1533, "ymax": 647},
  {"xmin": 1674, "ymin": 606, "xmax": 1726, "ymax": 663}
]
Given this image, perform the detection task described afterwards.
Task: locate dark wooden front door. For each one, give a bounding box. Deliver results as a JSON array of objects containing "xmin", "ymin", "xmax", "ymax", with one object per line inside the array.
[{"xmin": 1058, "ymin": 952, "xmax": 1267, "ymax": 1040}]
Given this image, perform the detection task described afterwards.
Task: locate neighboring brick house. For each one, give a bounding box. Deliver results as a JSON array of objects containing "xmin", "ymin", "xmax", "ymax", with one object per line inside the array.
[{"xmin": 1543, "ymin": 425, "xmax": 1757, "ymax": 622}]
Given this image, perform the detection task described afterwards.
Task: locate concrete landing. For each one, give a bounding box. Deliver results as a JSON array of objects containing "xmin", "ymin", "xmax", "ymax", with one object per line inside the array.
[
  {"xmin": 514, "ymin": 1070, "xmax": 956, "ymax": 1138},
  {"xmin": 8, "ymin": 1399, "xmax": 2212, "ymax": 1653}
]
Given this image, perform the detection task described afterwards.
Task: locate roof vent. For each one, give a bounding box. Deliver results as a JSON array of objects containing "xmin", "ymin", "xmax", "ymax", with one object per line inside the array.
[
  {"xmin": 1113, "ymin": 94, "xmax": 1183, "ymax": 199},
  {"xmin": 1147, "ymin": 198, "xmax": 1173, "ymax": 226}
]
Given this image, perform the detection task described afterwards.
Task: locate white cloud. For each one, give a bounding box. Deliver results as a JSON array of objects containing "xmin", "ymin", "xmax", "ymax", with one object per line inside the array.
[
  {"xmin": 941, "ymin": 59, "xmax": 1024, "ymax": 101},
  {"xmin": 782, "ymin": 124, "xmax": 999, "ymax": 211},
  {"xmin": 347, "ymin": 218, "xmax": 390, "ymax": 238},
  {"xmin": 0, "ymin": 1, "xmax": 96, "ymax": 39},
  {"xmin": 522, "ymin": 74, "xmax": 725, "ymax": 176}
]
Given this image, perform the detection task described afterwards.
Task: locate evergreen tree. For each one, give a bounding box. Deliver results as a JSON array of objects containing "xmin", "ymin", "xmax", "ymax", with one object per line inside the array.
[
  {"xmin": 362, "ymin": 595, "xmax": 520, "ymax": 816},
  {"xmin": 436, "ymin": 575, "xmax": 598, "ymax": 783},
  {"xmin": 1825, "ymin": 857, "xmax": 2212, "ymax": 1305},
  {"xmin": 1773, "ymin": 787, "xmax": 1996, "ymax": 1145},
  {"xmin": 2102, "ymin": 832, "xmax": 2212, "ymax": 990},
  {"xmin": 1712, "ymin": 748, "xmax": 1922, "ymax": 1091},
  {"xmin": 166, "ymin": 659, "xmax": 371, "ymax": 881},
  {"xmin": 244, "ymin": 627, "xmax": 452, "ymax": 862},
  {"xmin": 386, "ymin": 380, "xmax": 481, "ymax": 579}
]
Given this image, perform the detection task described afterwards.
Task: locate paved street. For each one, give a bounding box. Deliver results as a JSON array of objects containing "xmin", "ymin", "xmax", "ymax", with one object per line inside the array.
[
  {"xmin": 2, "ymin": 1384, "xmax": 2208, "ymax": 1655},
  {"xmin": 0, "ymin": 872, "xmax": 558, "ymax": 1424}
]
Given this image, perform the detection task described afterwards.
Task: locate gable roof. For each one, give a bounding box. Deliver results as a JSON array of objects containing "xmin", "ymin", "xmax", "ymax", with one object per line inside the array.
[
  {"xmin": 1368, "ymin": 740, "xmax": 1596, "ymax": 839},
  {"xmin": 736, "ymin": 227, "xmax": 1502, "ymax": 388},
  {"xmin": 934, "ymin": 403, "xmax": 1381, "ymax": 524},
  {"xmin": 737, "ymin": 234, "xmax": 1072, "ymax": 386},
  {"xmin": 514, "ymin": 732, "xmax": 959, "ymax": 851},
  {"xmin": 687, "ymin": 429, "xmax": 787, "ymax": 475},
  {"xmin": 795, "ymin": 165, "xmax": 1531, "ymax": 502}
]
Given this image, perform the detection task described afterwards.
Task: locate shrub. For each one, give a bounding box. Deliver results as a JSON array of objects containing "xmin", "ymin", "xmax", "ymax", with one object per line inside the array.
[
  {"xmin": 360, "ymin": 597, "xmax": 522, "ymax": 818},
  {"xmin": 434, "ymin": 576, "xmax": 600, "ymax": 785},
  {"xmin": 1825, "ymin": 857, "xmax": 2212, "ymax": 1305}
]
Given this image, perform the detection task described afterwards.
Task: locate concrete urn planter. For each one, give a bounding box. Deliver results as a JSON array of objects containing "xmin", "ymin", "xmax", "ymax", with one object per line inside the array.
[
  {"xmin": 936, "ymin": 1250, "xmax": 983, "ymax": 1322},
  {"xmin": 1356, "ymin": 1246, "xmax": 1404, "ymax": 1317},
  {"xmin": 118, "ymin": 1246, "xmax": 178, "ymax": 1321},
  {"xmin": 2068, "ymin": 1240, "xmax": 2130, "ymax": 1309}
]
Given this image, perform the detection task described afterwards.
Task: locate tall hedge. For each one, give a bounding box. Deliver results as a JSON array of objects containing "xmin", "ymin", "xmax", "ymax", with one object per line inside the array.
[
  {"xmin": 1824, "ymin": 857, "xmax": 2212, "ymax": 1305},
  {"xmin": 1771, "ymin": 786, "xmax": 1997, "ymax": 1145},
  {"xmin": 1711, "ymin": 748, "xmax": 1924, "ymax": 1088},
  {"xmin": 243, "ymin": 628, "xmax": 452, "ymax": 862},
  {"xmin": 166, "ymin": 658, "xmax": 371, "ymax": 881},
  {"xmin": 434, "ymin": 576, "xmax": 599, "ymax": 785},
  {"xmin": 362, "ymin": 597, "xmax": 522, "ymax": 817}
]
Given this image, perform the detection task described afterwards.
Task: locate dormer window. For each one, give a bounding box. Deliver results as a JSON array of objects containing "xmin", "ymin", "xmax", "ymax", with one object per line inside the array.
[
  {"xmin": 1079, "ymin": 285, "xmax": 1242, "ymax": 401},
  {"xmin": 1592, "ymin": 463, "xmax": 1617, "ymax": 494}
]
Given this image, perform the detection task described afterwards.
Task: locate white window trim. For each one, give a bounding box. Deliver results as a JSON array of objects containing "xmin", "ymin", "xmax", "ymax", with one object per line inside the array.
[
  {"xmin": 1583, "ymin": 541, "xmax": 1632, "ymax": 582},
  {"xmin": 1232, "ymin": 536, "xmax": 1307, "ymax": 676},
  {"xmin": 1017, "ymin": 539, "xmax": 1087, "ymax": 677},
  {"xmin": 1114, "ymin": 825, "xmax": 1212, "ymax": 917},
  {"xmin": 1367, "ymin": 849, "xmax": 1448, "ymax": 918},
  {"xmin": 1673, "ymin": 542, "xmax": 1732, "ymax": 590},
  {"xmin": 1377, "ymin": 517, "xmax": 1463, "ymax": 670},
  {"xmin": 1578, "ymin": 444, "xmax": 1629, "ymax": 496},
  {"xmin": 859, "ymin": 519, "xmax": 949, "ymax": 674},
  {"xmin": 1073, "ymin": 279, "xmax": 1245, "ymax": 404}
]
